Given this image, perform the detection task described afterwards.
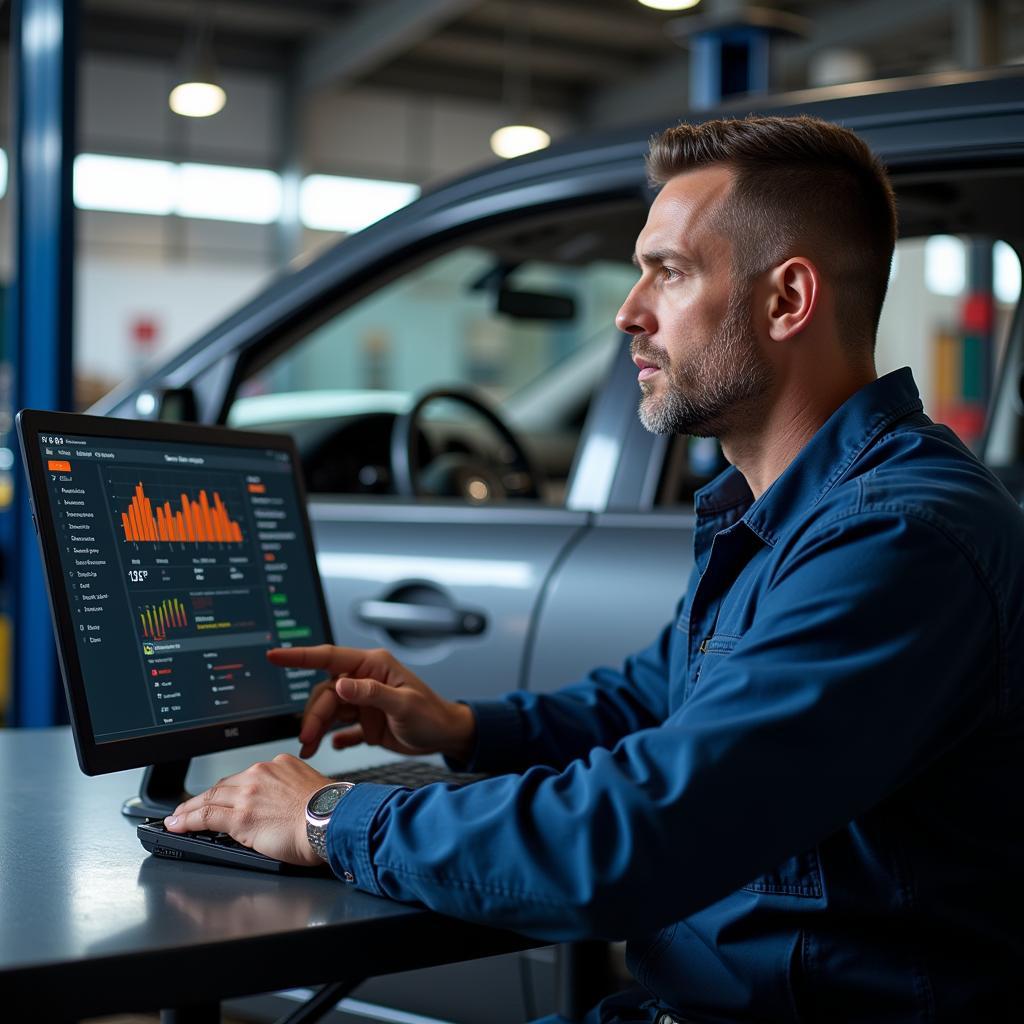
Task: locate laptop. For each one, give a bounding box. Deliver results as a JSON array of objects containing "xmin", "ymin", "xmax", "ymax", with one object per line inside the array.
[{"xmin": 17, "ymin": 409, "xmax": 484, "ymax": 875}]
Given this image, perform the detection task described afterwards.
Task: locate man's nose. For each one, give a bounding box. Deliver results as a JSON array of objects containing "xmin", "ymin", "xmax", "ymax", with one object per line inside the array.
[{"xmin": 615, "ymin": 284, "xmax": 656, "ymax": 337}]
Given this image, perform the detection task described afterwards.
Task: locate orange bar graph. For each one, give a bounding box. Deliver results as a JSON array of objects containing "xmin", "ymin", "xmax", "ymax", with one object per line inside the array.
[{"xmin": 121, "ymin": 481, "xmax": 243, "ymax": 543}]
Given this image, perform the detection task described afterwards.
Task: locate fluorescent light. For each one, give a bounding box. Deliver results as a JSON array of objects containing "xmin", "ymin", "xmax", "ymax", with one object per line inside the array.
[
  {"xmin": 299, "ymin": 175, "xmax": 419, "ymax": 233},
  {"xmin": 0, "ymin": 148, "xmax": 7, "ymax": 199},
  {"xmin": 637, "ymin": 0, "xmax": 701, "ymax": 10},
  {"xmin": 169, "ymin": 81, "xmax": 226, "ymax": 118},
  {"xmin": 994, "ymin": 241, "xmax": 1021, "ymax": 305},
  {"xmin": 74, "ymin": 154, "xmax": 177, "ymax": 216},
  {"xmin": 177, "ymin": 162, "xmax": 281, "ymax": 224},
  {"xmin": 489, "ymin": 124, "xmax": 551, "ymax": 160},
  {"xmin": 924, "ymin": 235, "xmax": 966, "ymax": 296},
  {"xmin": 135, "ymin": 392, "xmax": 158, "ymax": 417},
  {"xmin": 66, "ymin": 154, "xmax": 421, "ymax": 231}
]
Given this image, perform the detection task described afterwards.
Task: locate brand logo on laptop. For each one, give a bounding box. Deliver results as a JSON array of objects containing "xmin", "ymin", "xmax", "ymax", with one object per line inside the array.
[{"xmin": 224, "ymin": 727, "xmax": 240, "ymax": 738}]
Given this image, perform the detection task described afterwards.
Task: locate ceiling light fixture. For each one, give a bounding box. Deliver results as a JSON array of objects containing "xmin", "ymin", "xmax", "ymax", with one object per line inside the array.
[
  {"xmin": 490, "ymin": 14, "xmax": 550, "ymax": 160},
  {"xmin": 169, "ymin": 8, "xmax": 226, "ymax": 118},
  {"xmin": 169, "ymin": 81, "xmax": 226, "ymax": 119},
  {"xmin": 490, "ymin": 124, "xmax": 551, "ymax": 160},
  {"xmin": 637, "ymin": 0, "xmax": 701, "ymax": 10}
]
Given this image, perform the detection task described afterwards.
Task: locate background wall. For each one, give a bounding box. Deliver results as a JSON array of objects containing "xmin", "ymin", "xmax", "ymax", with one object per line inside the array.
[{"xmin": 0, "ymin": 48, "xmax": 574, "ymax": 405}]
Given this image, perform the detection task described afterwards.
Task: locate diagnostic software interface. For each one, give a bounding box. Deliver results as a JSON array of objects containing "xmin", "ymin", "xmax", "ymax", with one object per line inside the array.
[{"xmin": 34, "ymin": 430, "xmax": 328, "ymax": 743}]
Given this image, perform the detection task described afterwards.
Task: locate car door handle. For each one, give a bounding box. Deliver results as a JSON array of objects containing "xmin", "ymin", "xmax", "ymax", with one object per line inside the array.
[{"xmin": 355, "ymin": 600, "xmax": 486, "ymax": 636}]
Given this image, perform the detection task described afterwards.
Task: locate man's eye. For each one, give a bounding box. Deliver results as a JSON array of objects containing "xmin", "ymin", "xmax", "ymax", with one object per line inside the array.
[{"xmin": 660, "ymin": 266, "xmax": 679, "ymax": 281}]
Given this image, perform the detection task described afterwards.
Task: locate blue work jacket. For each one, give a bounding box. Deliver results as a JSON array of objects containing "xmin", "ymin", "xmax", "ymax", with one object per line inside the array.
[{"xmin": 329, "ymin": 368, "xmax": 1024, "ymax": 1022}]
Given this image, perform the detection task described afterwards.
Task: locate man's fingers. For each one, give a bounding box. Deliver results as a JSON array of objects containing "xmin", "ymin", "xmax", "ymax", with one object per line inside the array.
[
  {"xmin": 269, "ymin": 645, "xmax": 392, "ymax": 680},
  {"xmin": 331, "ymin": 724, "xmax": 366, "ymax": 750},
  {"xmin": 164, "ymin": 797, "xmax": 235, "ymax": 835},
  {"xmin": 299, "ymin": 684, "xmax": 359, "ymax": 757},
  {"xmin": 336, "ymin": 676, "xmax": 407, "ymax": 715},
  {"xmin": 299, "ymin": 686, "xmax": 343, "ymax": 743}
]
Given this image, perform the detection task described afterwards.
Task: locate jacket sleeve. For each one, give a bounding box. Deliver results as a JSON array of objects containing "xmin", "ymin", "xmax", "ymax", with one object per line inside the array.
[
  {"xmin": 327, "ymin": 511, "xmax": 998, "ymax": 940},
  {"xmin": 448, "ymin": 590, "xmax": 686, "ymax": 775}
]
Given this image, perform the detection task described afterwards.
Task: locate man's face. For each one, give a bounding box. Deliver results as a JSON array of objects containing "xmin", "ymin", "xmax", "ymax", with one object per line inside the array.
[{"xmin": 616, "ymin": 166, "xmax": 773, "ymax": 438}]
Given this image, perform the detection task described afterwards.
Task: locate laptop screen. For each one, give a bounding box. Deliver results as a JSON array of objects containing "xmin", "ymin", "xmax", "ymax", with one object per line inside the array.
[{"xmin": 24, "ymin": 419, "xmax": 331, "ymax": 759}]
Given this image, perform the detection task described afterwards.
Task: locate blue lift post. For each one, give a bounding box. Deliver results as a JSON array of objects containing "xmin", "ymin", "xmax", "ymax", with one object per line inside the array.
[
  {"xmin": 668, "ymin": 6, "xmax": 806, "ymax": 111},
  {"xmin": 6, "ymin": 0, "xmax": 78, "ymax": 726},
  {"xmin": 689, "ymin": 26, "xmax": 773, "ymax": 110}
]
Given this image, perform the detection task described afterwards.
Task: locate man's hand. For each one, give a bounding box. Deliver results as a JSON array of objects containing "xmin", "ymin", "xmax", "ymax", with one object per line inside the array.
[
  {"xmin": 163, "ymin": 753, "xmax": 328, "ymax": 867},
  {"xmin": 269, "ymin": 645, "xmax": 476, "ymax": 763}
]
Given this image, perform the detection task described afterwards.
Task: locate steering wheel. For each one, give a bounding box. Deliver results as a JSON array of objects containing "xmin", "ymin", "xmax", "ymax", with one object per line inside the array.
[{"xmin": 390, "ymin": 387, "xmax": 545, "ymax": 501}]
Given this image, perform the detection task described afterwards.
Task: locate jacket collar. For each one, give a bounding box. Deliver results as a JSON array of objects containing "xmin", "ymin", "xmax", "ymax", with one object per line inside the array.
[{"xmin": 694, "ymin": 367, "xmax": 925, "ymax": 547}]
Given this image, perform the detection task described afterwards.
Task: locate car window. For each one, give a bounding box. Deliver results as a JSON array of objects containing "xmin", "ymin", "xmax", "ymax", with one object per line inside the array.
[
  {"xmin": 229, "ymin": 203, "xmax": 645, "ymax": 504},
  {"xmin": 655, "ymin": 232, "xmax": 1023, "ymax": 507}
]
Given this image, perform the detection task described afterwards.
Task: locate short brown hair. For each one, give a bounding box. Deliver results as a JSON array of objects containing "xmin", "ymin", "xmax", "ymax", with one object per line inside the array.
[{"xmin": 646, "ymin": 115, "xmax": 897, "ymax": 352}]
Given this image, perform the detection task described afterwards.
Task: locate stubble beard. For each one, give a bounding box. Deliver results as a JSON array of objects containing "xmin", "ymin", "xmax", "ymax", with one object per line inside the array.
[{"xmin": 634, "ymin": 287, "xmax": 773, "ymax": 439}]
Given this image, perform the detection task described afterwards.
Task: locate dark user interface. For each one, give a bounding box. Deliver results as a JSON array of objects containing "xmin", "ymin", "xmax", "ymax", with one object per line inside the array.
[{"xmin": 36, "ymin": 431, "xmax": 327, "ymax": 743}]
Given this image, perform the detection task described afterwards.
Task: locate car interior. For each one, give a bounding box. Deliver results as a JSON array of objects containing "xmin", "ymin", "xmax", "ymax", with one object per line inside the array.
[{"xmin": 228, "ymin": 201, "xmax": 646, "ymax": 504}]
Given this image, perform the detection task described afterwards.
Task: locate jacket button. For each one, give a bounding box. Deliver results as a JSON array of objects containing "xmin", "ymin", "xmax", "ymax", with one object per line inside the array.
[{"xmin": 343, "ymin": 870, "xmax": 355, "ymax": 883}]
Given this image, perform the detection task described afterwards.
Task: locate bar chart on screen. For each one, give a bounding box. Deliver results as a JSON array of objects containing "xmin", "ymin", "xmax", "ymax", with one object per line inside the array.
[{"xmin": 118, "ymin": 480, "xmax": 244, "ymax": 544}]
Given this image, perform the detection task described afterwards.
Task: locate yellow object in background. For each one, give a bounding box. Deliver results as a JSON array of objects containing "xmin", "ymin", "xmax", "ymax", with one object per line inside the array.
[{"xmin": 933, "ymin": 327, "xmax": 959, "ymax": 410}]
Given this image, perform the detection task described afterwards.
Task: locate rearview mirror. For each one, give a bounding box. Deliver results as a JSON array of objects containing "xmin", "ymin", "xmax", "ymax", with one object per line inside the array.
[{"xmin": 496, "ymin": 288, "xmax": 576, "ymax": 320}]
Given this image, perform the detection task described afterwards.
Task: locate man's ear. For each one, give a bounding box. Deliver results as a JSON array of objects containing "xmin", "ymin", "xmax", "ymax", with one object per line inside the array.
[{"xmin": 765, "ymin": 257, "xmax": 820, "ymax": 342}]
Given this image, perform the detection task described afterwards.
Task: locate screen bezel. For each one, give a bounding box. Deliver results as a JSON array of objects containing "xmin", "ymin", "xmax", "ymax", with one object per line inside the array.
[{"xmin": 16, "ymin": 409, "xmax": 335, "ymax": 776}]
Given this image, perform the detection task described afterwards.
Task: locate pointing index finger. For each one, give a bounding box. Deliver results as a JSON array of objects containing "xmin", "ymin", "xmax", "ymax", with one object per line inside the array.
[{"xmin": 268, "ymin": 645, "xmax": 391, "ymax": 681}]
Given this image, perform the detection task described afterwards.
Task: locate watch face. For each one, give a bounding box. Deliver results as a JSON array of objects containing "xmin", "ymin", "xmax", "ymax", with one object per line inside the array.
[{"xmin": 310, "ymin": 785, "xmax": 345, "ymax": 817}]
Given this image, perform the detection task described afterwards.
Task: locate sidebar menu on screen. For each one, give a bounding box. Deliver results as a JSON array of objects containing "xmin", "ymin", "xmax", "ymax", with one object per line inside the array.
[{"xmin": 36, "ymin": 433, "xmax": 325, "ymax": 742}]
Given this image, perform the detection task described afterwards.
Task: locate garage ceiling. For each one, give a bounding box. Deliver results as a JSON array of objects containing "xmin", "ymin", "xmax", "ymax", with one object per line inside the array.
[{"xmin": 67, "ymin": 0, "xmax": 1024, "ymax": 124}]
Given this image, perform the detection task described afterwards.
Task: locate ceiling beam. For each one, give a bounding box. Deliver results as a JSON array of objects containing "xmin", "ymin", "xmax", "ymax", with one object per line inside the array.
[
  {"xmin": 586, "ymin": 0, "xmax": 969, "ymax": 129},
  {"xmin": 465, "ymin": 1, "xmax": 678, "ymax": 52},
  {"xmin": 85, "ymin": 0, "xmax": 331, "ymax": 37},
  {"xmin": 779, "ymin": 0, "xmax": 956, "ymax": 61},
  {"xmin": 365, "ymin": 62, "xmax": 583, "ymax": 113},
  {"xmin": 414, "ymin": 32, "xmax": 635, "ymax": 83},
  {"xmin": 299, "ymin": 0, "xmax": 482, "ymax": 94},
  {"xmin": 81, "ymin": 19, "xmax": 293, "ymax": 74}
]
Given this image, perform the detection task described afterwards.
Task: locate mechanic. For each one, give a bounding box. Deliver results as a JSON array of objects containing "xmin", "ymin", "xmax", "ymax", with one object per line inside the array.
[{"xmin": 165, "ymin": 116, "xmax": 1024, "ymax": 1022}]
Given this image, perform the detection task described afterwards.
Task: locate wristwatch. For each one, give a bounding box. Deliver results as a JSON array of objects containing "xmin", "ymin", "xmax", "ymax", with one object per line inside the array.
[{"xmin": 305, "ymin": 781, "xmax": 355, "ymax": 862}]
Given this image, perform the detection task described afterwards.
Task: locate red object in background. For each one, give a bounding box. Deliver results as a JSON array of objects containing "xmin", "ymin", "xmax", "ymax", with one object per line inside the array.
[
  {"xmin": 131, "ymin": 316, "xmax": 160, "ymax": 348},
  {"xmin": 938, "ymin": 403, "xmax": 987, "ymax": 444},
  {"xmin": 961, "ymin": 293, "xmax": 993, "ymax": 334}
]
